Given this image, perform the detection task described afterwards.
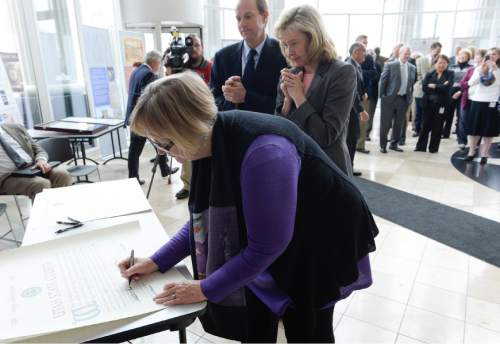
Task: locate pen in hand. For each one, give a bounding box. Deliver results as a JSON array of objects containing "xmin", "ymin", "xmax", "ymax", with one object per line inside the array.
[{"xmin": 128, "ymin": 249, "xmax": 135, "ymax": 289}]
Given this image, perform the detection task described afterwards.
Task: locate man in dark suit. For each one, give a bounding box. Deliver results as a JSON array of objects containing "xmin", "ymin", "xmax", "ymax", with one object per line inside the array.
[
  {"xmin": 125, "ymin": 50, "xmax": 177, "ymax": 185},
  {"xmin": 379, "ymin": 46, "xmax": 416, "ymax": 153},
  {"xmin": 346, "ymin": 43, "xmax": 370, "ymax": 176},
  {"xmin": 355, "ymin": 35, "xmax": 379, "ymax": 153},
  {"xmin": 210, "ymin": 0, "xmax": 287, "ymax": 114}
]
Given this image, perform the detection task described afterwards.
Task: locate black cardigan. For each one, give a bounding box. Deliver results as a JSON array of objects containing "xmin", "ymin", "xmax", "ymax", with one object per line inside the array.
[{"xmin": 422, "ymin": 69, "xmax": 455, "ymax": 108}]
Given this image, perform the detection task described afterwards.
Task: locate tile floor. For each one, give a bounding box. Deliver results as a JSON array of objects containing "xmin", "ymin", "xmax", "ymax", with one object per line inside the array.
[{"xmin": 1, "ymin": 109, "xmax": 499, "ymax": 343}]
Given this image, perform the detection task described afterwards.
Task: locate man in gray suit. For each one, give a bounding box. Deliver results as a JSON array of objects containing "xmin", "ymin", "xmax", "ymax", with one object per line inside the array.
[{"xmin": 379, "ymin": 46, "xmax": 416, "ymax": 153}]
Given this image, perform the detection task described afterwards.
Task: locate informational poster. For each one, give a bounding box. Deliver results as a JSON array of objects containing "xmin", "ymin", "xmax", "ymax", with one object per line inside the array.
[
  {"xmin": 0, "ymin": 52, "xmax": 23, "ymax": 92},
  {"xmin": 89, "ymin": 67, "xmax": 111, "ymax": 107},
  {"xmin": 120, "ymin": 32, "xmax": 145, "ymax": 91},
  {"xmin": 0, "ymin": 56, "xmax": 21, "ymax": 124},
  {"xmin": 81, "ymin": 25, "xmax": 126, "ymax": 158}
]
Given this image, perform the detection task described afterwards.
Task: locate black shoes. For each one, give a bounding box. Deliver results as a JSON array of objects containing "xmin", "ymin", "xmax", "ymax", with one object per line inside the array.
[
  {"xmin": 380, "ymin": 147, "xmax": 388, "ymax": 153},
  {"xmin": 175, "ymin": 189, "xmax": 190, "ymax": 199},
  {"xmin": 353, "ymin": 170, "xmax": 362, "ymax": 177},
  {"xmin": 366, "ymin": 137, "xmax": 372, "ymax": 141},
  {"xmin": 412, "ymin": 132, "xmax": 419, "ymax": 137},
  {"xmin": 399, "ymin": 140, "xmax": 406, "ymax": 146},
  {"xmin": 389, "ymin": 146, "xmax": 403, "ymax": 152},
  {"xmin": 414, "ymin": 148, "xmax": 425, "ymax": 152},
  {"xmin": 464, "ymin": 155, "xmax": 474, "ymax": 162},
  {"xmin": 356, "ymin": 148, "xmax": 370, "ymax": 154},
  {"xmin": 480, "ymin": 157, "xmax": 488, "ymax": 165},
  {"xmin": 161, "ymin": 167, "xmax": 179, "ymax": 178},
  {"xmin": 137, "ymin": 178, "xmax": 145, "ymax": 185}
]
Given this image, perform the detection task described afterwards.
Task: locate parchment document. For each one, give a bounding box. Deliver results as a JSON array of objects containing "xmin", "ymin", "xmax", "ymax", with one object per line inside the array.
[{"xmin": 0, "ymin": 221, "xmax": 185, "ymax": 342}]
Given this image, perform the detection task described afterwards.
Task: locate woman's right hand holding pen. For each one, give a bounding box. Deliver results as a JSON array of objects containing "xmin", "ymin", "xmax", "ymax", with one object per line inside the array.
[{"xmin": 118, "ymin": 257, "xmax": 159, "ymax": 281}]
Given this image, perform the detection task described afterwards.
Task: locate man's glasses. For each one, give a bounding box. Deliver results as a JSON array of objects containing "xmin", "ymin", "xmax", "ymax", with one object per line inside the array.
[{"xmin": 150, "ymin": 138, "xmax": 175, "ymax": 151}]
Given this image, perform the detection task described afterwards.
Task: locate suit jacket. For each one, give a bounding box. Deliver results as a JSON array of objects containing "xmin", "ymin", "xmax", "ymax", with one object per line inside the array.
[
  {"xmin": 422, "ymin": 69, "xmax": 455, "ymax": 109},
  {"xmin": 360, "ymin": 54, "xmax": 380, "ymax": 99},
  {"xmin": 275, "ymin": 59, "xmax": 356, "ymax": 176},
  {"xmin": 346, "ymin": 57, "xmax": 365, "ymax": 115},
  {"xmin": 210, "ymin": 37, "xmax": 287, "ymax": 114},
  {"xmin": 379, "ymin": 60, "xmax": 417, "ymax": 104},
  {"xmin": 125, "ymin": 64, "xmax": 159, "ymax": 125},
  {"xmin": 0, "ymin": 123, "xmax": 48, "ymax": 183},
  {"xmin": 414, "ymin": 56, "xmax": 433, "ymax": 98}
]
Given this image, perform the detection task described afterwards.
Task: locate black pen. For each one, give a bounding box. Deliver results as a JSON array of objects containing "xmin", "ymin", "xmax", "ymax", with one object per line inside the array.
[
  {"xmin": 128, "ymin": 249, "xmax": 135, "ymax": 289},
  {"xmin": 54, "ymin": 222, "xmax": 83, "ymax": 234}
]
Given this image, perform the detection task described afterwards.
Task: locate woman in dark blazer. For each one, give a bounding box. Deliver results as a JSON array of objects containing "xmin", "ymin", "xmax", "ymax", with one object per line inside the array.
[
  {"xmin": 415, "ymin": 55, "xmax": 454, "ymax": 153},
  {"xmin": 274, "ymin": 5, "xmax": 356, "ymax": 176}
]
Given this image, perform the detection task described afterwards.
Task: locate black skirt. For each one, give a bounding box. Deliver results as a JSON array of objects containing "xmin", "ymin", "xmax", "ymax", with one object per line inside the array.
[{"xmin": 466, "ymin": 100, "xmax": 500, "ymax": 137}]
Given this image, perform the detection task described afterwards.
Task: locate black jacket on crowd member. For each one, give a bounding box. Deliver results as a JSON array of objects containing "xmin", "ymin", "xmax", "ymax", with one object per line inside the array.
[
  {"xmin": 415, "ymin": 69, "xmax": 455, "ymax": 153},
  {"xmin": 210, "ymin": 37, "xmax": 287, "ymax": 114}
]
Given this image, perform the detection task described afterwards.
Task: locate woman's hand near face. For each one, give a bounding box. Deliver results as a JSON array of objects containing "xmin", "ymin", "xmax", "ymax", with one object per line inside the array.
[
  {"xmin": 281, "ymin": 70, "xmax": 306, "ymax": 107},
  {"xmin": 153, "ymin": 280, "xmax": 207, "ymax": 305}
]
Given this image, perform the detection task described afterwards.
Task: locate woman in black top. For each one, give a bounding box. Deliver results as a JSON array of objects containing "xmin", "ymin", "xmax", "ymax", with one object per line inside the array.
[{"xmin": 415, "ymin": 55, "xmax": 455, "ymax": 153}]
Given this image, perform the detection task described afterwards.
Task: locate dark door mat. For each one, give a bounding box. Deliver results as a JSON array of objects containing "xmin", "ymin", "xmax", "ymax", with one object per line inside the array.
[{"xmin": 354, "ymin": 178, "xmax": 500, "ymax": 267}]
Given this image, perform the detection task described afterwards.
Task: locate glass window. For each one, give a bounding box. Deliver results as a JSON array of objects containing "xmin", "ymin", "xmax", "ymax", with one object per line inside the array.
[
  {"xmin": 35, "ymin": 0, "xmax": 89, "ymax": 120},
  {"xmin": 323, "ymin": 15, "xmax": 349, "ymax": 59},
  {"xmin": 223, "ymin": 8, "xmax": 240, "ymax": 40},
  {"xmin": 423, "ymin": 0, "xmax": 457, "ymax": 12},
  {"xmin": 381, "ymin": 14, "xmax": 400, "ymax": 57},
  {"xmin": 144, "ymin": 32, "xmax": 155, "ymax": 53},
  {"xmin": 419, "ymin": 13, "xmax": 437, "ymax": 39},
  {"xmin": 0, "ymin": 0, "xmax": 42, "ymax": 127},
  {"xmin": 348, "ymin": 15, "xmax": 382, "ymax": 49},
  {"xmin": 79, "ymin": 0, "xmax": 115, "ymax": 29},
  {"xmin": 219, "ymin": 0, "xmax": 236, "ymax": 8},
  {"xmin": 384, "ymin": 0, "xmax": 402, "ymax": 13},
  {"xmin": 457, "ymin": 0, "xmax": 482, "ymax": 11},
  {"xmin": 319, "ymin": 0, "xmax": 384, "ymax": 14}
]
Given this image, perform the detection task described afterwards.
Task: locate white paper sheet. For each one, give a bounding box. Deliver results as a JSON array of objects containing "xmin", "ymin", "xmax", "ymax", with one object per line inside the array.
[
  {"xmin": 0, "ymin": 221, "xmax": 184, "ymax": 342},
  {"xmin": 27, "ymin": 179, "xmax": 151, "ymax": 236}
]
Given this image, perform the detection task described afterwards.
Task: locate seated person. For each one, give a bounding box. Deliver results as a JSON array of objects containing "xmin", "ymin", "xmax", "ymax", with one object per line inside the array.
[{"xmin": 0, "ymin": 122, "xmax": 72, "ymax": 199}]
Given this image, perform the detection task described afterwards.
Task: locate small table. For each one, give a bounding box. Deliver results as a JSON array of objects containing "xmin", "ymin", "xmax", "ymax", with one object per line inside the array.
[
  {"xmin": 22, "ymin": 179, "xmax": 205, "ymax": 343},
  {"xmin": 60, "ymin": 117, "xmax": 128, "ymax": 165},
  {"xmin": 29, "ymin": 117, "xmax": 127, "ymax": 166}
]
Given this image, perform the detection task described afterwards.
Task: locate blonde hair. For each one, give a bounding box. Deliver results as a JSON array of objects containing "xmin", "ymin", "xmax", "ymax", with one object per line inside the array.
[
  {"xmin": 130, "ymin": 72, "xmax": 217, "ymax": 155},
  {"xmin": 460, "ymin": 48, "xmax": 472, "ymax": 61},
  {"xmin": 274, "ymin": 5, "xmax": 337, "ymax": 64}
]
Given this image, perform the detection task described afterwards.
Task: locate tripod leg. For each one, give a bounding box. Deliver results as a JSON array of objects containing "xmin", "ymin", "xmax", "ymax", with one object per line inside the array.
[
  {"xmin": 168, "ymin": 156, "xmax": 173, "ymax": 185},
  {"xmin": 147, "ymin": 153, "xmax": 159, "ymax": 199}
]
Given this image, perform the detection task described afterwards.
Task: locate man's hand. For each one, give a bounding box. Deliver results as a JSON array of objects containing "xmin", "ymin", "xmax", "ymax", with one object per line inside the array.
[
  {"xmin": 428, "ymin": 83, "xmax": 436, "ymax": 89},
  {"xmin": 362, "ymin": 93, "xmax": 369, "ymax": 101},
  {"xmin": 222, "ymin": 76, "xmax": 246, "ymax": 104},
  {"xmin": 34, "ymin": 160, "xmax": 52, "ymax": 174},
  {"xmin": 153, "ymin": 280, "xmax": 207, "ymax": 305},
  {"xmin": 452, "ymin": 91, "xmax": 462, "ymax": 99},
  {"xmin": 360, "ymin": 111, "xmax": 370, "ymax": 122}
]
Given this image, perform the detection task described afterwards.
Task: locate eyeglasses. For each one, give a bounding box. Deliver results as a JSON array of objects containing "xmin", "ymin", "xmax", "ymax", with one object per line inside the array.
[{"xmin": 150, "ymin": 138, "xmax": 175, "ymax": 151}]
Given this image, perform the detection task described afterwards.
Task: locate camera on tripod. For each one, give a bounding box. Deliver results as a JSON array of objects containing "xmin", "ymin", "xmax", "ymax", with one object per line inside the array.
[{"xmin": 163, "ymin": 26, "xmax": 193, "ymax": 73}]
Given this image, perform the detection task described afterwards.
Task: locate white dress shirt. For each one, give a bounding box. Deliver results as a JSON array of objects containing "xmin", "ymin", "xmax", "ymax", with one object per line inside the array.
[
  {"xmin": 241, "ymin": 36, "xmax": 267, "ymax": 77},
  {"xmin": 398, "ymin": 61, "xmax": 409, "ymax": 96}
]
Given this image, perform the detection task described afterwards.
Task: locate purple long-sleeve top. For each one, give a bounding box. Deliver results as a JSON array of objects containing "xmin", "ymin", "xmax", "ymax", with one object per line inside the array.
[{"xmin": 151, "ymin": 135, "xmax": 372, "ymax": 315}]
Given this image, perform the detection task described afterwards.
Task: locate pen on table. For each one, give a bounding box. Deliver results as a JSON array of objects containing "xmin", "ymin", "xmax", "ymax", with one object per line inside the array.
[
  {"xmin": 54, "ymin": 222, "xmax": 83, "ymax": 234},
  {"xmin": 128, "ymin": 249, "xmax": 135, "ymax": 289}
]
